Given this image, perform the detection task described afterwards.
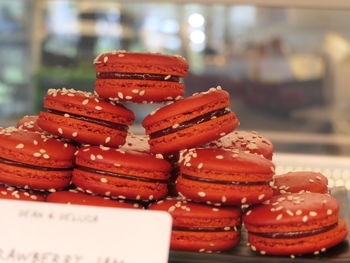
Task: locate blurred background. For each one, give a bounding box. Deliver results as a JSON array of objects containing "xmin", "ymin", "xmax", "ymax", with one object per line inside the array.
[{"xmin": 1, "ymin": 0, "xmax": 350, "ymax": 156}]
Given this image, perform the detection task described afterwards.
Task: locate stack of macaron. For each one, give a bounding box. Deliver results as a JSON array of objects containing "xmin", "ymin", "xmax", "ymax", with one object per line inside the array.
[{"xmin": 0, "ymin": 50, "xmax": 347, "ymax": 257}]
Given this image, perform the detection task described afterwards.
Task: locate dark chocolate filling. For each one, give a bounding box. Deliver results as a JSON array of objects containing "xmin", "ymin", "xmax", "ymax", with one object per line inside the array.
[
  {"xmin": 76, "ymin": 166, "xmax": 169, "ymax": 184},
  {"xmin": 0, "ymin": 156, "xmax": 73, "ymax": 171},
  {"xmin": 249, "ymin": 223, "xmax": 338, "ymax": 239},
  {"xmin": 149, "ymin": 108, "xmax": 231, "ymax": 139},
  {"xmin": 96, "ymin": 72, "xmax": 180, "ymax": 82},
  {"xmin": 47, "ymin": 109, "xmax": 128, "ymax": 132},
  {"xmin": 181, "ymin": 174, "xmax": 272, "ymax": 186},
  {"xmin": 172, "ymin": 226, "xmax": 240, "ymax": 232}
]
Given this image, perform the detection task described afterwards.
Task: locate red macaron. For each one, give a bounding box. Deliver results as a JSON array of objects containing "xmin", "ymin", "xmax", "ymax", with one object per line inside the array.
[
  {"xmin": 149, "ymin": 198, "xmax": 241, "ymax": 252},
  {"xmin": 38, "ymin": 88, "xmax": 135, "ymax": 147},
  {"xmin": 204, "ymin": 130, "xmax": 274, "ymax": 160},
  {"xmin": 142, "ymin": 88, "xmax": 239, "ymax": 154},
  {"xmin": 47, "ymin": 190, "xmax": 142, "ymax": 209},
  {"xmin": 176, "ymin": 148, "xmax": 274, "ymax": 205},
  {"xmin": 72, "ymin": 146, "xmax": 172, "ymax": 201},
  {"xmin": 94, "ymin": 51, "xmax": 188, "ymax": 103},
  {"xmin": 0, "ymin": 127, "xmax": 76, "ymax": 190},
  {"xmin": 243, "ymin": 193, "xmax": 348, "ymax": 256},
  {"xmin": 0, "ymin": 184, "xmax": 46, "ymax": 202},
  {"xmin": 17, "ymin": 115, "xmax": 44, "ymax": 133},
  {"xmin": 273, "ymin": 171, "xmax": 328, "ymax": 195}
]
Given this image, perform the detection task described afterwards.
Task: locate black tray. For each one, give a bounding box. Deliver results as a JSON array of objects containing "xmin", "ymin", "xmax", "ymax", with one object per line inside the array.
[{"xmin": 169, "ymin": 187, "xmax": 350, "ymax": 263}]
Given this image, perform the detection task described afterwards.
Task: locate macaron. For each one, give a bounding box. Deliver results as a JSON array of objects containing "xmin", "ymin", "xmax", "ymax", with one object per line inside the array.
[
  {"xmin": 273, "ymin": 171, "xmax": 328, "ymax": 195},
  {"xmin": 38, "ymin": 88, "xmax": 135, "ymax": 147},
  {"xmin": 0, "ymin": 184, "xmax": 46, "ymax": 202},
  {"xmin": 16, "ymin": 115, "xmax": 44, "ymax": 133},
  {"xmin": 176, "ymin": 148, "xmax": 275, "ymax": 205},
  {"xmin": 142, "ymin": 87, "xmax": 239, "ymax": 154},
  {"xmin": 204, "ymin": 130, "xmax": 274, "ymax": 160},
  {"xmin": 0, "ymin": 127, "xmax": 76, "ymax": 190},
  {"xmin": 94, "ymin": 51, "xmax": 188, "ymax": 103},
  {"xmin": 243, "ymin": 193, "xmax": 348, "ymax": 256},
  {"xmin": 47, "ymin": 190, "xmax": 142, "ymax": 209},
  {"xmin": 72, "ymin": 146, "xmax": 172, "ymax": 201},
  {"xmin": 148, "ymin": 198, "xmax": 241, "ymax": 252}
]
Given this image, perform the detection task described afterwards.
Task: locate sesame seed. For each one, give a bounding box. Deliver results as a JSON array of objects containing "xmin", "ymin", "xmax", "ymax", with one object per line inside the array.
[
  {"xmin": 131, "ymin": 89, "xmax": 139, "ymax": 94},
  {"xmin": 114, "ymin": 163, "xmax": 121, "ymax": 167},
  {"xmin": 139, "ymin": 90, "xmax": 145, "ymax": 96},
  {"xmin": 309, "ymin": 179, "xmax": 314, "ymax": 183},
  {"xmin": 258, "ymin": 194, "xmax": 265, "ymax": 200},
  {"xmin": 16, "ymin": 144, "xmax": 24, "ymax": 149},
  {"xmin": 198, "ymin": 192, "xmax": 206, "ymax": 197},
  {"xmin": 39, "ymin": 149, "xmax": 46, "ymax": 153},
  {"xmin": 103, "ymin": 56, "xmax": 108, "ymax": 63},
  {"xmin": 275, "ymin": 206, "xmax": 283, "ymax": 211},
  {"xmin": 216, "ymin": 155, "xmax": 224, "ymax": 159},
  {"xmin": 172, "ymin": 123, "xmax": 180, "ymax": 128},
  {"xmin": 309, "ymin": 211, "xmax": 318, "ymax": 216},
  {"xmin": 72, "ymin": 132, "xmax": 78, "ymax": 137},
  {"xmin": 224, "ymin": 227, "xmax": 231, "ymax": 231},
  {"xmin": 125, "ymin": 96, "xmax": 132, "ymax": 100},
  {"xmin": 296, "ymin": 210, "xmax": 302, "ymax": 215},
  {"xmin": 33, "ymin": 140, "xmax": 38, "ymax": 145},
  {"xmin": 316, "ymin": 176, "xmax": 322, "ymax": 180},
  {"xmin": 149, "ymin": 195, "xmax": 154, "ymax": 200},
  {"xmin": 197, "ymin": 163, "xmax": 203, "ymax": 169},
  {"xmin": 43, "ymin": 154, "xmax": 50, "ymax": 159},
  {"xmin": 276, "ymin": 214, "xmax": 283, "ymax": 220},
  {"xmin": 199, "ymin": 249, "xmax": 205, "ymax": 252},
  {"xmin": 118, "ymin": 54, "xmax": 125, "ymax": 57},
  {"xmin": 290, "ymin": 255, "xmax": 295, "ymax": 259},
  {"xmin": 90, "ymin": 154, "xmax": 96, "ymax": 160},
  {"xmin": 30, "ymin": 195, "xmax": 37, "ymax": 200},
  {"xmin": 221, "ymin": 196, "xmax": 227, "ymax": 203},
  {"xmin": 82, "ymin": 99, "xmax": 89, "ymax": 105},
  {"xmin": 100, "ymin": 178, "xmax": 108, "ymax": 183},
  {"xmin": 327, "ymin": 209, "xmax": 333, "ymax": 215},
  {"xmin": 64, "ymin": 143, "xmax": 68, "ymax": 148},
  {"xmin": 96, "ymin": 154, "xmax": 103, "ymax": 160},
  {"xmin": 260, "ymin": 251, "xmax": 266, "ymax": 255},
  {"xmin": 314, "ymin": 251, "xmax": 320, "ymax": 255},
  {"xmin": 212, "ymin": 208, "xmax": 219, "ymax": 212},
  {"xmin": 164, "ymin": 75, "xmax": 171, "ymax": 80},
  {"xmin": 246, "ymin": 210, "xmax": 252, "ymax": 216},
  {"xmin": 155, "ymin": 154, "xmax": 163, "ymax": 159},
  {"xmin": 241, "ymin": 197, "xmax": 247, "ymax": 204},
  {"xmin": 185, "ymin": 162, "xmax": 191, "ymax": 167},
  {"xmin": 321, "ymin": 248, "xmax": 326, "ymax": 252},
  {"xmin": 33, "ymin": 153, "xmax": 41, "ymax": 157},
  {"xmin": 64, "ymin": 113, "xmax": 70, "ymax": 117},
  {"xmin": 105, "ymin": 137, "xmax": 111, "ymax": 143},
  {"xmin": 1, "ymin": 191, "xmax": 7, "ymax": 195},
  {"xmin": 58, "ymin": 128, "xmax": 63, "ymax": 134},
  {"xmin": 251, "ymin": 245, "xmax": 256, "ymax": 251},
  {"xmin": 118, "ymin": 92, "xmax": 124, "ymax": 99},
  {"xmin": 286, "ymin": 210, "xmax": 294, "ymax": 216},
  {"xmin": 302, "ymin": 215, "xmax": 308, "ymax": 222},
  {"xmin": 168, "ymin": 206, "xmax": 176, "ymax": 212}
]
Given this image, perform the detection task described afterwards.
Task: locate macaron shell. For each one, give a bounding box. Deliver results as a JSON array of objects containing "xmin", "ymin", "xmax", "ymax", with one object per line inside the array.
[
  {"xmin": 47, "ymin": 191, "xmax": 142, "ymax": 209},
  {"xmin": 149, "ymin": 199, "xmax": 241, "ymax": 227},
  {"xmin": 176, "ymin": 177, "xmax": 273, "ymax": 205},
  {"xmin": 38, "ymin": 112, "xmax": 127, "ymax": 147},
  {"xmin": 0, "ymin": 185, "xmax": 46, "ymax": 202},
  {"xmin": 248, "ymin": 219, "xmax": 348, "ymax": 255},
  {"xmin": 204, "ymin": 130, "xmax": 274, "ymax": 160},
  {"xmin": 0, "ymin": 162, "xmax": 72, "ymax": 190},
  {"xmin": 95, "ymin": 79, "xmax": 184, "ymax": 103},
  {"xmin": 94, "ymin": 52, "xmax": 188, "ymax": 76},
  {"xmin": 243, "ymin": 193, "xmax": 339, "ymax": 232},
  {"xmin": 149, "ymin": 112, "xmax": 239, "ymax": 154},
  {"xmin": 0, "ymin": 128, "xmax": 76, "ymax": 168},
  {"xmin": 273, "ymin": 171, "xmax": 328, "ymax": 195},
  {"xmin": 16, "ymin": 115, "xmax": 44, "ymax": 133},
  {"xmin": 72, "ymin": 168, "xmax": 168, "ymax": 201},
  {"xmin": 171, "ymin": 230, "xmax": 240, "ymax": 252},
  {"xmin": 143, "ymin": 89, "xmax": 232, "ymax": 133},
  {"xmin": 43, "ymin": 89, "xmax": 135, "ymax": 124}
]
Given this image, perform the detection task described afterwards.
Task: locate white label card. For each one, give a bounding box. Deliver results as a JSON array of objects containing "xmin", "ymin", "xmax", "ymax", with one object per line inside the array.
[{"xmin": 0, "ymin": 200, "xmax": 172, "ymax": 263}]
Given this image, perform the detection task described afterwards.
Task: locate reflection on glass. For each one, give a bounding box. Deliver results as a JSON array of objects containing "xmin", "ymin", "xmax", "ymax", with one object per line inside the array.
[{"xmin": 0, "ymin": 1, "xmax": 350, "ymax": 155}]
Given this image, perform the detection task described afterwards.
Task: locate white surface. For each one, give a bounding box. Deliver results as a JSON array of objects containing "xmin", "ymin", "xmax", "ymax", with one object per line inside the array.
[
  {"xmin": 274, "ymin": 152, "xmax": 350, "ymax": 189},
  {"xmin": 0, "ymin": 200, "xmax": 172, "ymax": 263}
]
